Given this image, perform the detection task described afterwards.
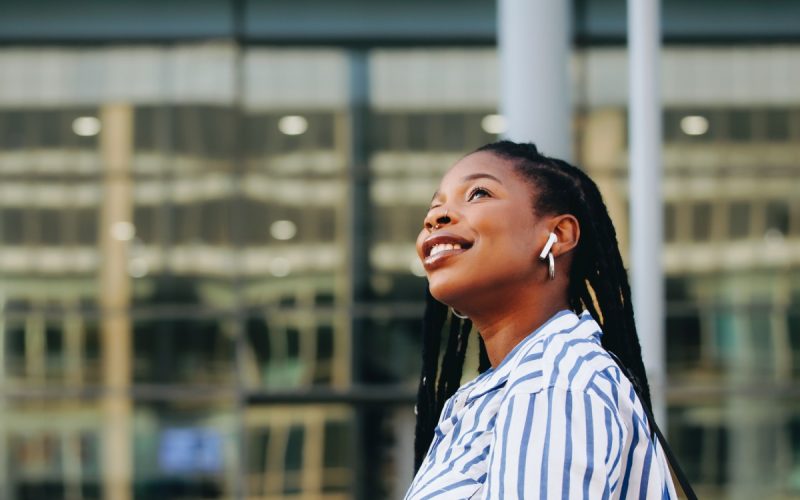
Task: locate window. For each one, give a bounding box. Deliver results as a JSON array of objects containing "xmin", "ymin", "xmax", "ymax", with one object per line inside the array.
[
  {"xmin": 729, "ymin": 201, "xmax": 751, "ymax": 239},
  {"xmin": 765, "ymin": 109, "xmax": 790, "ymax": 141},
  {"xmin": 665, "ymin": 203, "xmax": 677, "ymax": 242},
  {"xmin": 691, "ymin": 202, "xmax": 713, "ymax": 241},
  {"xmin": 728, "ymin": 109, "xmax": 751, "ymax": 141},
  {"xmin": 765, "ymin": 200, "xmax": 790, "ymax": 236}
]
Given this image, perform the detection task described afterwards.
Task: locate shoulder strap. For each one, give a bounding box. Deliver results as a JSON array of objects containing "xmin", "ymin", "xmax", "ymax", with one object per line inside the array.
[{"xmin": 606, "ymin": 351, "xmax": 698, "ymax": 500}]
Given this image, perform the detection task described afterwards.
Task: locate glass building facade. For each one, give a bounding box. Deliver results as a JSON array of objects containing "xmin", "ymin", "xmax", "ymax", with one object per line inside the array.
[{"xmin": 1, "ymin": 1, "xmax": 799, "ymax": 499}]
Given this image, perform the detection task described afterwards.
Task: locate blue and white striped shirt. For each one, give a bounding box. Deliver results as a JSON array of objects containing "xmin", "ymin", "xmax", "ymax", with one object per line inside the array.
[{"xmin": 405, "ymin": 310, "xmax": 678, "ymax": 499}]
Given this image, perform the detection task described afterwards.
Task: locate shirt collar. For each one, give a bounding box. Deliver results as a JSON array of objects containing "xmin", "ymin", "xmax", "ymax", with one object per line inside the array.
[{"xmin": 464, "ymin": 309, "xmax": 596, "ymax": 403}]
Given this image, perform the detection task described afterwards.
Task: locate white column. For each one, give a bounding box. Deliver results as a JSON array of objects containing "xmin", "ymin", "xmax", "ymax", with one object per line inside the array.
[
  {"xmin": 498, "ymin": 0, "xmax": 572, "ymax": 160},
  {"xmin": 628, "ymin": 0, "xmax": 666, "ymax": 423}
]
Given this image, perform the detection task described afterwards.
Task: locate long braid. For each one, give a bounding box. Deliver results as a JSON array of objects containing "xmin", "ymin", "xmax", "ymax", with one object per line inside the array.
[
  {"xmin": 570, "ymin": 165, "xmax": 651, "ymax": 406},
  {"xmin": 436, "ymin": 317, "xmax": 472, "ymax": 416},
  {"xmin": 414, "ymin": 287, "xmax": 448, "ymax": 470},
  {"xmin": 435, "ymin": 316, "xmax": 462, "ymax": 414}
]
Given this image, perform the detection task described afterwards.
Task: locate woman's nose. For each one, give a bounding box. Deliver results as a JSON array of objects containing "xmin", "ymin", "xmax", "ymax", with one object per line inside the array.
[{"xmin": 424, "ymin": 208, "xmax": 451, "ymax": 231}]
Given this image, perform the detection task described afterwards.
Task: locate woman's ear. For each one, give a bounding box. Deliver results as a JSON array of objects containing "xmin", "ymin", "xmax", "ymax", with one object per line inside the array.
[{"xmin": 549, "ymin": 214, "xmax": 580, "ymax": 257}]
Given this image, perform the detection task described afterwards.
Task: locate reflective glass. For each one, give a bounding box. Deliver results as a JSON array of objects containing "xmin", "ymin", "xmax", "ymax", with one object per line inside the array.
[
  {"xmin": 244, "ymin": 405, "xmax": 355, "ymax": 498},
  {"xmin": 1, "ymin": 40, "xmax": 800, "ymax": 500}
]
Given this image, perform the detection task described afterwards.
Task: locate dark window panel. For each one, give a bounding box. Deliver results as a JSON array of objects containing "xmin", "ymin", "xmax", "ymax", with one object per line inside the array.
[
  {"xmin": 368, "ymin": 113, "xmax": 393, "ymax": 151},
  {"xmin": 169, "ymin": 106, "xmax": 236, "ymax": 161},
  {"xmin": 663, "ymin": 110, "xmax": 683, "ymax": 142},
  {"xmin": 765, "ymin": 109, "xmax": 790, "ymax": 141},
  {"xmin": 765, "ymin": 200, "xmax": 789, "ymax": 235},
  {"xmin": 358, "ymin": 316, "xmax": 422, "ymax": 385},
  {"xmin": 2, "ymin": 110, "xmax": 27, "ymax": 149},
  {"xmin": 133, "ymin": 106, "xmax": 158, "ymax": 151},
  {"xmin": 728, "ymin": 109, "xmax": 751, "ymax": 141},
  {"xmin": 76, "ymin": 208, "xmax": 98, "ymax": 245},
  {"xmin": 173, "ymin": 202, "xmax": 203, "ymax": 244},
  {"xmin": 1, "ymin": 208, "xmax": 26, "ymax": 244},
  {"xmin": 246, "ymin": 316, "xmax": 271, "ymax": 365},
  {"xmin": 323, "ymin": 420, "xmax": 352, "ymax": 470},
  {"xmin": 40, "ymin": 209, "xmax": 63, "ymax": 245},
  {"xmin": 286, "ymin": 328, "xmax": 300, "ymax": 358},
  {"xmin": 133, "ymin": 205, "xmax": 158, "ymax": 245},
  {"xmin": 25, "ymin": 207, "xmax": 40, "ymax": 245},
  {"xmin": 311, "ymin": 113, "xmax": 335, "ymax": 150},
  {"xmin": 200, "ymin": 199, "xmax": 231, "ymax": 244},
  {"xmin": 39, "ymin": 109, "xmax": 62, "ymax": 148},
  {"xmin": 440, "ymin": 113, "xmax": 466, "ymax": 151},
  {"xmin": 278, "ymin": 295, "xmax": 296, "ymax": 308},
  {"xmin": 315, "ymin": 206, "xmax": 337, "ymax": 242},
  {"xmin": 242, "ymin": 198, "xmax": 269, "ymax": 244},
  {"xmin": 691, "ymin": 202, "xmax": 713, "ymax": 241},
  {"xmin": 664, "ymin": 203, "xmax": 677, "ymax": 242},
  {"xmin": 371, "ymin": 206, "xmax": 394, "ymax": 243},
  {"xmin": 407, "ymin": 114, "xmax": 429, "ymax": 151},
  {"xmin": 283, "ymin": 425, "xmax": 304, "ymax": 494},
  {"xmin": 666, "ymin": 310, "xmax": 702, "ymax": 371},
  {"xmin": 132, "ymin": 315, "xmax": 234, "ymax": 385},
  {"xmin": 4, "ymin": 323, "xmax": 26, "ymax": 377},
  {"xmin": 728, "ymin": 201, "xmax": 750, "ymax": 239},
  {"xmin": 316, "ymin": 325, "xmax": 334, "ymax": 361},
  {"xmin": 247, "ymin": 428, "xmax": 270, "ymax": 472},
  {"xmin": 244, "ymin": 114, "xmax": 269, "ymax": 156}
]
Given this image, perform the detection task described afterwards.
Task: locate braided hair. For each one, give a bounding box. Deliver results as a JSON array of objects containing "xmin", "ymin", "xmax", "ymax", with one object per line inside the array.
[{"xmin": 413, "ymin": 140, "xmax": 651, "ymax": 471}]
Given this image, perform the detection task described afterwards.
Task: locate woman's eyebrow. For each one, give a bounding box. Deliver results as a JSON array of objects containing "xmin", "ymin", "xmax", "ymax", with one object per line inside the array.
[
  {"xmin": 461, "ymin": 172, "xmax": 502, "ymax": 184},
  {"xmin": 430, "ymin": 173, "xmax": 502, "ymax": 203}
]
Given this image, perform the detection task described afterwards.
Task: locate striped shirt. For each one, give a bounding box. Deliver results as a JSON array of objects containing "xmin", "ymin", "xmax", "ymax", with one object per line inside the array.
[{"xmin": 405, "ymin": 310, "xmax": 678, "ymax": 499}]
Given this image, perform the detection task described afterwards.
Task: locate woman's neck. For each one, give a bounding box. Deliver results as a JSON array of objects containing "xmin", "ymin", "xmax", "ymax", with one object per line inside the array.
[{"xmin": 470, "ymin": 295, "xmax": 571, "ymax": 368}]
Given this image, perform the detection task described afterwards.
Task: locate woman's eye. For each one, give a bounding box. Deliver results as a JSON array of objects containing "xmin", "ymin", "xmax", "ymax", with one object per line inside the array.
[{"xmin": 468, "ymin": 187, "xmax": 490, "ymax": 201}]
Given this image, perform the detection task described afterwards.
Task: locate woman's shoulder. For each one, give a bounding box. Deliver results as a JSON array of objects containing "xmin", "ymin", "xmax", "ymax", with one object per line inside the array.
[{"xmin": 505, "ymin": 312, "xmax": 624, "ymax": 402}]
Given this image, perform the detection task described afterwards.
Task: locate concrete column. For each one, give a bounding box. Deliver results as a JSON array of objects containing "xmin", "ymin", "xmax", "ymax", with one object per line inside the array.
[
  {"xmin": 627, "ymin": 0, "xmax": 666, "ymax": 423},
  {"xmin": 99, "ymin": 103, "xmax": 134, "ymax": 500},
  {"xmin": 498, "ymin": 0, "xmax": 572, "ymax": 160}
]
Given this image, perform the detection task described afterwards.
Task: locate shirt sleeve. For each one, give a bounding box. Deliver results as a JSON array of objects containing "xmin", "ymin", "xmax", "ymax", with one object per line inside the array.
[{"xmin": 481, "ymin": 386, "xmax": 626, "ymax": 499}]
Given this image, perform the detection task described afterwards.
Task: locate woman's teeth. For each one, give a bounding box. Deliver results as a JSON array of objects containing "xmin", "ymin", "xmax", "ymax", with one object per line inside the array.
[{"xmin": 429, "ymin": 243, "xmax": 462, "ymax": 257}]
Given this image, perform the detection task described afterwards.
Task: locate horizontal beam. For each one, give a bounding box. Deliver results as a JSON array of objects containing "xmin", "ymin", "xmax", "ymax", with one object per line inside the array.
[{"xmin": 1, "ymin": 0, "xmax": 800, "ymax": 45}]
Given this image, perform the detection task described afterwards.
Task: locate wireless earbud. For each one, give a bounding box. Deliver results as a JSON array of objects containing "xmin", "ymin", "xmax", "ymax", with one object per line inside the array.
[
  {"xmin": 539, "ymin": 232, "xmax": 557, "ymax": 280},
  {"xmin": 538, "ymin": 232, "xmax": 558, "ymax": 260}
]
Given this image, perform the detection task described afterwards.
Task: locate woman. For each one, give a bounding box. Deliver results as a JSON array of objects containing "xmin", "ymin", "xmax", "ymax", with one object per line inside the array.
[{"xmin": 406, "ymin": 141, "xmax": 682, "ymax": 499}]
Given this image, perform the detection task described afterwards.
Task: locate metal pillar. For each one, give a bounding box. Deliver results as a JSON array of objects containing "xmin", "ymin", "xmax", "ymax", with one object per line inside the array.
[
  {"xmin": 344, "ymin": 49, "xmax": 370, "ymax": 500},
  {"xmin": 498, "ymin": 0, "xmax": 572, "ymax": 160},
  {"xmin": 627, "ymin": 0, "xmax": 666, "ymax": 423}
]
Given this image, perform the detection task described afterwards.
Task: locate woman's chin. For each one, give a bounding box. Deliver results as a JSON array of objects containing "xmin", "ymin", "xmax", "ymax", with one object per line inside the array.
[{"xmin": 427, "ymin": 276, "xmax": 469, "ymax": 310}]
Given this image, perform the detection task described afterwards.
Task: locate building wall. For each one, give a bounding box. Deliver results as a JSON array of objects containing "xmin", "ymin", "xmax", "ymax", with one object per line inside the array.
[{"xmin": 1, "ymin": 3, "xmax": 799, "ymax": 499}]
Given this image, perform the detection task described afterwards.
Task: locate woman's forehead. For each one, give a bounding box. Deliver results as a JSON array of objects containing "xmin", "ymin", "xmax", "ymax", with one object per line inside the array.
[
  {"xmin": 435, "ymin": 152, "xmax": 534, "ymax": 196},
  {"xmin": 440, "ymin": 151, "xmax": 514, "ymax": 184}
]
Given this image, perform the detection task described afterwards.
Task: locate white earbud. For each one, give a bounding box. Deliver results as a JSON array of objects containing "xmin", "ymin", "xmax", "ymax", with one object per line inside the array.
[{"xmin": 538, "ymin": 232, "xmax": 558, "ymax": 260}]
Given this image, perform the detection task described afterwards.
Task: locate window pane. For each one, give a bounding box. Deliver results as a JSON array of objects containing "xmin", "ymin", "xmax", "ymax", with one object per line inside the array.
[
  {"xmin": 729, "ymin": 201, "xmax": 751, "ymax": 239},
  {"xmin": 691, "ymin": 202, "xmax": 713, "ymax": 241}
]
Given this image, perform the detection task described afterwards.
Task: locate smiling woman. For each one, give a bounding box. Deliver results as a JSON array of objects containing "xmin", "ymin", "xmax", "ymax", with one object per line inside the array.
[{"xmin": 406, "ymin": 141, "xmax": 693, "ymax": 499}]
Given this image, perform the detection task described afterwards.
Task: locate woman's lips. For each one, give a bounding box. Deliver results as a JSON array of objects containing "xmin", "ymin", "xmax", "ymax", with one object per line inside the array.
[
  {"xmin": 423, "ymin": 245, "xmax": 469, "ymax": 268},
  {"xmin": 421, "ymin": 231, "xmax": 473, "ymax": 269}
]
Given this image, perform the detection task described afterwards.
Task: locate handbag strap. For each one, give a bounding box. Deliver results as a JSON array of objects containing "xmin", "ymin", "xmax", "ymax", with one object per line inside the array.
[{"xmin": 606, "ymin": 351, "xmax": 698, "ymax": 500}]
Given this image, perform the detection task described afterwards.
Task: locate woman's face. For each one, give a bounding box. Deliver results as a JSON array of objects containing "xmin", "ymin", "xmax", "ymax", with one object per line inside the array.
[{"xmin": 416, "ymin": 151, "xmax": 552, "ymax": 310}]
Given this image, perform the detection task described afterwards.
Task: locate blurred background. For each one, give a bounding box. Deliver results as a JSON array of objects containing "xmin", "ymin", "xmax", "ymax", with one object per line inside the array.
[{"xmin": 0, "ymin": 0, "xmax": 799, "ymax": 499}]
